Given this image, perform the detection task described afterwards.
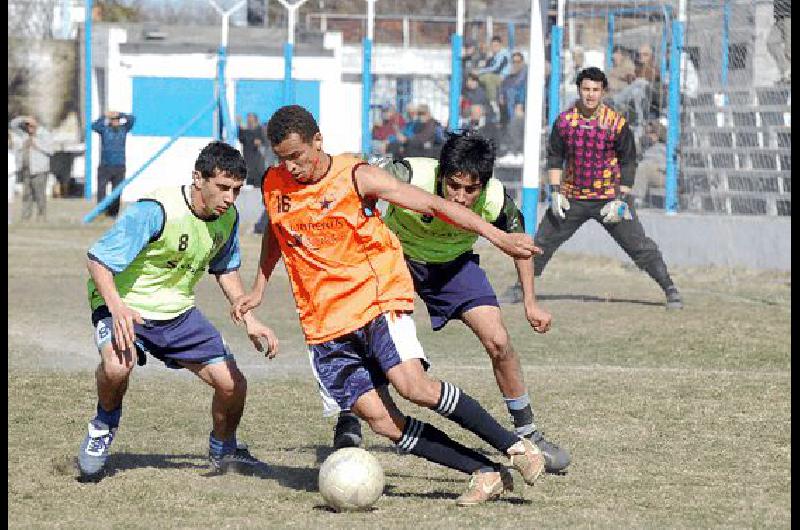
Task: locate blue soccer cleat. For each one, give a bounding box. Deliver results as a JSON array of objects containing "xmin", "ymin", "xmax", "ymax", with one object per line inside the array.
[{"xmin": 78, "ymin": 420, "xmax": 117, "ymax": 477}]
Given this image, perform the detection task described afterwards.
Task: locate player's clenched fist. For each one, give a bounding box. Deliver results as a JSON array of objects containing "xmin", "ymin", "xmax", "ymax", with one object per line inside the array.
[{"xmin": 231, "ymin": 291, "xmax": 262, "ymax": 323}]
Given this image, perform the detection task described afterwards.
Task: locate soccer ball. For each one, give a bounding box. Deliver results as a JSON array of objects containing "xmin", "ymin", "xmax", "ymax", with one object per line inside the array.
[{"xmin": 318, "ymin": 447, "xmax": 385, "ymax": 512}]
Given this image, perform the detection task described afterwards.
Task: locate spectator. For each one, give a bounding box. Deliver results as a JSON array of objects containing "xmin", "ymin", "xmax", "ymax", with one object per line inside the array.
[
  {"xmin": 610, "ymin": 44, "xmax": 661, "ymax": 130},
  {"xmin": 465, "ymin": 104, "xmax": 499, "ymax": 147},
  {"xmin": 9, "ymin": 115, "xmax": 53, "ymax": 222},
  {"xmin": 608, "ymin": 45, "xmax": 636, "ymax": 94},
  {"xmin": 461, "ymin": 39, "xmax": 483, "ymax": 85},
  {"xmin": 767, "ymin": 0, "xmax": 791, "ymax": 84},
  {"xmin": 372, "ymin": 104, "xmax": 406, "ymax": 154},
  {"xmin": 500, "ymin": 52, "xmax": 528, "ymax": 123},
  {"xmin": 631, "ymin": 120, "xmax": 667, "ymax": 207},
  {"xmin": 92, "ymin": 110, "xmax": 135, "ymax": 218},
  {"xmin": 462, "ymin": 73, "xmax": 491, "ymax": 125},
  {"xmin": 392, "ymin": 104, "xmax": 443, "ymax": 159},
  {"xmin": 389, "ymin": 104, "xmax": 419, "ymax": 157},
  {"xmin": 237, "ymin": 112, "xmax": 266, "ymax": 187},
  {"xmin": 475, "ymin": 36, "xmax": 511, "ymax": 115}
]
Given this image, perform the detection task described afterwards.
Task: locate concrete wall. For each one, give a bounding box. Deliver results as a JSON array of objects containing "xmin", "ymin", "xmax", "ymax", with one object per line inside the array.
[
  {"xmin": 546, "ymin": 209, "xmax": 791, "ymax": 272},
  {"xmin": 233, "ymin": 188, "xmax": 791, "ymax": 272}
]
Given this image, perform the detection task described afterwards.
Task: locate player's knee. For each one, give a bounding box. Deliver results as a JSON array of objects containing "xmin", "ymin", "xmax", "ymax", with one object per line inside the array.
[
  {"xmin": 394, "ymin": 376, "xmax": 440, "ymax": 407},
  {"xmin": 100, "ymin": 350, "xmax": 136, "ymax": 381},
  {"xmin": 365, "ymin": 413, "xmax": 402, "ymax": 442},
  {"xmin": 217, "ymin": 369, "xmax": 247, "ymax": 399},
  {"xmin": 484, "ymin": 330, "xmax": 512, "ymax": 362}
]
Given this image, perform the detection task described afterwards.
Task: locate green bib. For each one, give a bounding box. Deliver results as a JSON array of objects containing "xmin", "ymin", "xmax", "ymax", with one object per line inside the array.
[
  {"xmin": 384, "ymin": 157, "xmax": 505, "ymax": 264},
  {"xmin": 88, "ymin": 186, "xmax": 238, "ymax": 320}
]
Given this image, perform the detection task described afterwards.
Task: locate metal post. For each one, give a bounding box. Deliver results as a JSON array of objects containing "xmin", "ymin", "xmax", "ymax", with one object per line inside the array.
[
  {"xmin": 721, "ymin": 0, "xmax": 730, "ymax": 103},
  {"xmin": 548, "ymin": 4, "xmax": 563, "ymax": 128},
  {"xmin": 83, "ymin": 0, "xmax": 93, "ymax": 200},
  {"xmin": 362, "ymin": 0, "xmax": 377, "ymax": 155},
  {"xmin": 448, "ymin": 0, "xmax": 465, "ymax": 132},
  {"xmin": 665, "ymin": 19, "xmax": 684, "ymax": 215},
  {"xmin": 522, "ymin": 0, "xmax": 545, "ymax": 235},
  {"xmin": 208, "ymin": 0, "xmax": 246, "ymax": 144},
  {"xmin": 277, "ymin": 0, "xmax": 310, "ymax": 106},
  {"xmin": 508, "ymin": 22, "xmax": 515, "ymax": 51}
]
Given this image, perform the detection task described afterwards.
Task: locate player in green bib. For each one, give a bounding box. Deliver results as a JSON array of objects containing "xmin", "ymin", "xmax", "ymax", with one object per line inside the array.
[
  {"xmin": 328, "ymin": 131, "xmax": 571, "ymax": 473},
  {"xmin": 77, "ymin": 142, "xmax": 278, "ymax": 479}
]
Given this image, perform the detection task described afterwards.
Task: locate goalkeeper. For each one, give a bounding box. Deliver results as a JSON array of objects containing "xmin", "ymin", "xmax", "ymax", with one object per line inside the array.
[
  {"xmin": 504, "ymin": 67, "xmax": 683, "ymax": 310},
  {"xmin": 330, "ymin": 131, "xmax": 571, "ymax": 473}
]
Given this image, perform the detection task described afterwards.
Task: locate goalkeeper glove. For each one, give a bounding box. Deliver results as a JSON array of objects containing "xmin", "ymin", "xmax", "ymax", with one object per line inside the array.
[
  {"xmin": 600, "ymin": 193, "xmax": 633, "ymax": 224},
  {"xmin": 549, "ymin": 184, "xmax": 570, "ymax": 219}
]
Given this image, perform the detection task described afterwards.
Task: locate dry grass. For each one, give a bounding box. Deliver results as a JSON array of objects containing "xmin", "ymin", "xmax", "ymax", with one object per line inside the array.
[{"xmin": 8, "ymin": 199, "xmax": 791, "ymax": 528}]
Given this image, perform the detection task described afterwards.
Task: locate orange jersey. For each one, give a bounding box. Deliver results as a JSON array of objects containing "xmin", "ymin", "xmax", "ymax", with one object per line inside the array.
[{"xmin": 262, "ymin": 155, "xmax": 415, "ymax": 344}]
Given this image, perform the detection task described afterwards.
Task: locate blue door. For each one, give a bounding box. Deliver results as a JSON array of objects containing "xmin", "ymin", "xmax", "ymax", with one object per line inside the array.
[
  {"xmin": 131, "ymin": 77, "xmax": 215, "ymax": 137},
  {"xmin": 235, "ymin": 79, "xmax": 321, "ymax": 127}
]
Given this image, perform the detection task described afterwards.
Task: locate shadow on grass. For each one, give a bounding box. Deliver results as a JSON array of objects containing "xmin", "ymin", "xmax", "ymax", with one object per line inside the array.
[
  {"xmin": 74, "ymin": 452, "xmax": 320, "ymax": 492},
  {"xmin": 501, "ymin": 292, "xmax": 663, "ymax": 307}
]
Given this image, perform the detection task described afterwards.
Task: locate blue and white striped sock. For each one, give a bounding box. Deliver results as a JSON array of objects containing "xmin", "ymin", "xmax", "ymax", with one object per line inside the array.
[{"xmin": 209, "ymin": 432, "xmax": 237, "ymax": 457}]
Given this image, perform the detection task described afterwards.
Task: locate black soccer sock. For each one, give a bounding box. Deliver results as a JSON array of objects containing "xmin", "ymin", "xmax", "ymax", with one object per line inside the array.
[
  {"xmin": 432, "ymin": 381, "xmax": 519, "ymax": 453},
  {"xmin": 395, "ymin": 417, "xmax": 496, "ymax": 475}
]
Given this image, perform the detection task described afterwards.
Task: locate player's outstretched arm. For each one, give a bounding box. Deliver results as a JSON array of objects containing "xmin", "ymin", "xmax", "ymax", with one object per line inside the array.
[
  {"xmin": 231, "ymin": 223, "xmax": 281, "ymax": 323},
  {"xmin": 355, "ymin": 164, "xmax": 537, "ymax": 260},
  {"xmin": 87, "ymin": 258, "xmax": 144, "ymax": 354},
  {"xmin": 216, "ymin": 270, "xmax": 279, "ymax": 357}
]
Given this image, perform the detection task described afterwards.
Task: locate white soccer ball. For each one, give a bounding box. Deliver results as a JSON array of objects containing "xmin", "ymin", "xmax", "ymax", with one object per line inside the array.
[{"xmin": 318, "ymin": 447, "xmax": 385, "ymax": 512}]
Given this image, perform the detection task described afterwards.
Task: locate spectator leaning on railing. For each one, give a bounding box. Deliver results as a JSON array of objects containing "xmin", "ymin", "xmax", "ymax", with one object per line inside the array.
[
  {"xmin": 499, "ymin": 52, "xmax": 528, "ymax": 123},
  {"xmin": 475, "ymin": 36, "xmax": 511, "ymax": 117}
]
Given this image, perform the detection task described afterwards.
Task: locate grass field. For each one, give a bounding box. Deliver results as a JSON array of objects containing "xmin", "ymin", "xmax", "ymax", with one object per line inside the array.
[{"xmin": 8, "ymin": 199, "xmax": 791, "ymax": 528}]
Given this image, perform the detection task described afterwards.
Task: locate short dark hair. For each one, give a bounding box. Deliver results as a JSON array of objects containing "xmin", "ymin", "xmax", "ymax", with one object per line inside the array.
[
  {"xmin": 266, "ymin": 105, "xmax": 319, "ymax": 146},
  {"xmin": 491, "ymin": 36, "xmax": 502, "ymax": 44},
  {"xmin": 194, "ymin": 141, "xmax": 247, "ymax": 180},
  {"xmin": 438, "ymin": 130, "xmax": 496, "ymax": 186},
  {"xmin": 576, "ymin": 67, "xmax": 608, "ymax": 89}
]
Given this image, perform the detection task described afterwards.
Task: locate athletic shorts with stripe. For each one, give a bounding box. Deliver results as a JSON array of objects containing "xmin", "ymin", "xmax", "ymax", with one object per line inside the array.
[
  {"xmin": 309, "ymin": 312, "xmax": 429, "ymax": 416},
  {"xmin": 92, "ymin": 305, "xmax": 233, "ymax": 370}
]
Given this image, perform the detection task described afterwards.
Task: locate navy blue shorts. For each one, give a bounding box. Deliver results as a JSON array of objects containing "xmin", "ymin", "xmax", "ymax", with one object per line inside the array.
[
  {"xmin": 309, "ymin": 312, "xmax": 429, "ymax": 412},
  {"xmin": 91, "ymin": 306, "xmax": 232, "ymax": 370},
  {"xmin": 405, "ymin": 252, "xmax": 499, "ymax": 331}
]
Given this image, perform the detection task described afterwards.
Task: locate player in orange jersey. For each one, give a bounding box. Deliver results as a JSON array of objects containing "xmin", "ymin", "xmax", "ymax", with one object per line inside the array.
[{"xmin": 232, "ymin": 105, "xmax": 544, "ymax": 506}]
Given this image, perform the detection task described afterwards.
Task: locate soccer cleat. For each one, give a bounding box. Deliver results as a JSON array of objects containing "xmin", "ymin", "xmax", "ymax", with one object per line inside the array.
[
  {"xmin": 78, "ymin": 420, "xmax": 117, "ymax": 477},
  {"xmin": 528, "ymin": 430, "xmax": 571, "ymax": 473},
  {"xmin": 333, "ymin": 413, "xmax": 363, "ymax": 449},
  {"xmin": 209, "ymin": 441, "xmax": 265, "ymax": 474},
  {"xmin": 507, "ymin": 437, "xmax": 546, "ymax": 486},
  {"xmin": 664, "ymin": 286, "xmax": 684, "ymax": 310},
  {"xmin": 456, "ymin": 467, "xmax": 514, "ymax": 507}
]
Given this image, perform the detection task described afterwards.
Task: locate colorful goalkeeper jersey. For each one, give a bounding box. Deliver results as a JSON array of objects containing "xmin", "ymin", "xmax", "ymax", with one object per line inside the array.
[
  {"xmin": 547, "ymin": 104, "xmax": 636, "ymax": 200},
  {"xmin": 382, "ymin": 157, "xmax": 525, "ymax": 264},
  {"xmin": 87, "ymin": 186, "xmax": 240, "ymax": 320},
  {"xmin": 262, "ymin": 155, "xmax": 415, "ymax": 344}
]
